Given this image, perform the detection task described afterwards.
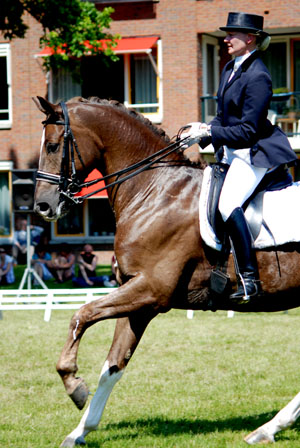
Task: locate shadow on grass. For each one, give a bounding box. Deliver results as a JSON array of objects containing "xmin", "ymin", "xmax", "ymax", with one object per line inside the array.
[{"xmin": 81, "ymin": 412, "xmax": 300, "ymax": 445}]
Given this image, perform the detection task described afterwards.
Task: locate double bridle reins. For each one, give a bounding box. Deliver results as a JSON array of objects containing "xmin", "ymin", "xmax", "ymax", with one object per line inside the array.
[{"xmin": 36, "ymin": 102, "xmax": 195, "ymax": 204}]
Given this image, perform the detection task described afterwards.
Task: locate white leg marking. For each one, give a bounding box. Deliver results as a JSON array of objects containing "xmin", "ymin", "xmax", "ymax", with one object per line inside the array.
[
  {"xmin": 73, "ymin": 319, "xmax": 80, "ymax": 341},
  {"xmin": 62, "ymin": 360, "xmax": 124, "ymax": 445},
  {"xmin": 245, "ymin": 392, "xmax": 300, "ymax": 444}
]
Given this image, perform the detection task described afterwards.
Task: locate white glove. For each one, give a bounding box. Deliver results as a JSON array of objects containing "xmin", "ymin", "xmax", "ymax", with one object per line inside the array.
[{"xmin": 180, "ymin": 122, "xmax": 211, "ymax": 148}]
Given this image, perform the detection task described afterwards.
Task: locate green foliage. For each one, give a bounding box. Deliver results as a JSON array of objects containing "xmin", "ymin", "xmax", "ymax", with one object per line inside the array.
[{"xmin": 1, "ymin": 0, "xmax": 119, "ymax": 76}]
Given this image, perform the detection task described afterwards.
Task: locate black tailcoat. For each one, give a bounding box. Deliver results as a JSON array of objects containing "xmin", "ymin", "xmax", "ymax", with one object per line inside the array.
[{"xmin": 203, "ymin": 51, "xmax": 297, "ymax": 168}]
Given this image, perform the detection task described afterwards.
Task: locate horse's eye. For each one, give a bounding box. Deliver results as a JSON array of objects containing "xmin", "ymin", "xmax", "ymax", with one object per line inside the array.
[{"xmin": 45, "ymin": 142, "xmax": 59, "ymax": 153}]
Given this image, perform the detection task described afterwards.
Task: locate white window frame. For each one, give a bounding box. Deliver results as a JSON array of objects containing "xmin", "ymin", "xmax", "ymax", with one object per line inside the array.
[
  {"xmin": 0, "ymin": 44, "xmax": 12, "ymax": 129},
  {"xmin": 123, "ymin": 39, "xmax": 163, "ymax": 123}
]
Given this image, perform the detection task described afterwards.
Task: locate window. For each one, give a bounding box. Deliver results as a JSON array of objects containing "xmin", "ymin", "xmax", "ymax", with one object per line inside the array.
[
  {"xmin": 81, "ymin": 54, "xmax": 125, "ymax": 102},
  {"xmin": 0, "ymin": 44, "xmax": 12, "ymax": 129},
  {"xmin": 49, "ymin": 37, "xmax": 162, "ymax": 122},
  {"xmin": 88, "ymin": 198, "xmax": 115, "ymax": 237},
  {"xmin": 0, "ymin": 173, "xmax": 11, "ymax": 236},
  {"xmin": 202, "ymin": 36, "xmax": 219, "ymax": 121},
  {"xmin": 261, "ymin": 41, "xmax": 288, "ymax": 90},
  {"xmin": 0, "ymin": 163, "xmax": 13, "ymax": 239},
  {"xmin": 127, "ymin": 52, "xmax": 158, "ymax": 113},
  {"xmin": 260, "ymin": 38, "xmax": 300, "ymax": 120},
  {"xmin": 124, "ymin": 39, "xmax": 162, "ymax": 122},
  {"xmin": 49, "ymin": 68, "xmax": 81, "ymax": 103},
  {"xmin": 292, "ymin": 39, "xmax": 300, "ymax": 92},
  {"xmin": 53, "ymin": 198, "xmax": 115, "ymax": 242},
  {"xmin": 56, "ymin": 203, "xmax": 85, "ymax": 236}
]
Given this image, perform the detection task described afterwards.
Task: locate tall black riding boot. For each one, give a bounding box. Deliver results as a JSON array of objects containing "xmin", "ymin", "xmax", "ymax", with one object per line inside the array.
[{"xmin": 225, "ymin": 207, "xmax": 261, "ymax": 303}]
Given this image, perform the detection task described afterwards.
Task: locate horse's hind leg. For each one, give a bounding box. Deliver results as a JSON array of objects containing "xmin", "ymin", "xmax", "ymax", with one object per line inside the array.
[
  {"xmin": 60, "ymin": 310, "xmax": 157, "ymax": 448},
  {"xmin": 244, "ymin": 391, "xmax": 300, "ymax": 444}
]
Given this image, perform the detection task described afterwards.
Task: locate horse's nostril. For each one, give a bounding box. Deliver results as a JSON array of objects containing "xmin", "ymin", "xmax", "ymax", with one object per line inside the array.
[{"xmin": 37, "ymin": 202, "xmax": 50, "ymax": 213}]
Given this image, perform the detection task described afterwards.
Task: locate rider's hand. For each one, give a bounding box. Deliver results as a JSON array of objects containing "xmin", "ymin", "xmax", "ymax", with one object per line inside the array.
[{"xmin": 180, "ymin": 122, "xmax": 211, "ymax": 148}]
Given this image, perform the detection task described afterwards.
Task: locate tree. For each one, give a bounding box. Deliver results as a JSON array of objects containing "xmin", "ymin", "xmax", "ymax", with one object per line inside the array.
[{"xmin": 1, "ymin": 0, "xmax": 119, "ymax": 75}]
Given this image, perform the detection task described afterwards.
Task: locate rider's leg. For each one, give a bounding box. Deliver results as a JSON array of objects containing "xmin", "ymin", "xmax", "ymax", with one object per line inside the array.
[
  {"xmin": 218, "ymin": 158, "xmax": 267, "ymax": 302},
  {"xmin": 226, "ymin": 207, "xmax": 260, "ymax": 301}
]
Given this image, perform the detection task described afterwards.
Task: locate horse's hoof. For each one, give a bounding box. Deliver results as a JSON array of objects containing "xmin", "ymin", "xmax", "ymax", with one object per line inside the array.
[
  {"xmin": 244, "ymin": 428, "xmax": 275, "ymax": 444},
  {"xmin": 75, "ymin": 437, "xmax": 86, "ymax": 446},
  {"xmin": 69, "ymin": 378, "xmax": 89, "ymax": 410},
  {"xmin": 60, "ymin": 435, "xmax": 86, "ymax": 447}
]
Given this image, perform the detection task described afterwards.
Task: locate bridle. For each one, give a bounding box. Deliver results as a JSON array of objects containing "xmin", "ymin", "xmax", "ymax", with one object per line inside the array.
[
  {"xmin": 36, "ymin": 102, "xmax": 195, "ymax": 205},
  {"xmin": 36, "ymin": 102, "xmax": 86, "ymax": 203}
]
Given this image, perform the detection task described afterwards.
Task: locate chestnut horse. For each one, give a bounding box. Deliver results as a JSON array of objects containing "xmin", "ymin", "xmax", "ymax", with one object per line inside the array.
[{"xmin": 33, "ymin": 96, "xmax": 300, "ymax": 446}]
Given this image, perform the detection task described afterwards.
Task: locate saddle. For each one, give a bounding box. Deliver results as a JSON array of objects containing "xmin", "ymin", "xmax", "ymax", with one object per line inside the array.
[{"xmin": 207, "ymin": 163, "xmax": 293, "ymax": 244}]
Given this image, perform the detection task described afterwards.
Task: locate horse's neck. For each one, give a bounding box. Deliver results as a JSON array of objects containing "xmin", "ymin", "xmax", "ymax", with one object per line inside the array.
[
  {"xmin": 104, "ymin": 139, "xmax": 165, "ymax": 209},
  {"xmin": 104, "ymin": 135, "xmax": 170, "ymax": 211},
  {"xmin": 87, "ymin": 104, "xmax": 177, "ymax": 209},
  {"xmin": 97, "ymin": 109, "xmax": 166, "ymax": 176},
  {"xmin": 104, "ymin": 125, "xmax": 166, "ymax": 171}
]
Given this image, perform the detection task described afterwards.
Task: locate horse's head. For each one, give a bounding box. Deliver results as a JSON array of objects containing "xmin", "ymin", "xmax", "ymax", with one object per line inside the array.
[
  {"xmin": 33, "ymin": 95, "xmax": 186, "ymax": 221},
  {"xmin": 32, "ymin": 96, "xmax": 101, "ymax": 221}
]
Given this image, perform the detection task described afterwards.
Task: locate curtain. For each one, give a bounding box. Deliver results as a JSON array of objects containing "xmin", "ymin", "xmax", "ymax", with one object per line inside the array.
[
  {"xmin": 261, "ymin": 42, "xmax": 287, "ymax": 89},
  {"xmin": 132, "ymin": 55, "xmax": 157, "ymax": 113},
  {"xmin": 52, "ymin": 68, "xmax": 82, "ymax": 103}
]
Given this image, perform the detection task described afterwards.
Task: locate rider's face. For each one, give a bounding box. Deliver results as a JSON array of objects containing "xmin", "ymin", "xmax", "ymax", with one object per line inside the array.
[{"xmin": 224, "ymin": 32, "xmax": 250, "ymax": 57}]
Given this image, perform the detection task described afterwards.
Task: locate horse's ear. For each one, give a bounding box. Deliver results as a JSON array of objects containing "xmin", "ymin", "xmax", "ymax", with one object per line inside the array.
[{"xmin": 32, "ymin": 96, "xmax": 57, "ymax": 116}]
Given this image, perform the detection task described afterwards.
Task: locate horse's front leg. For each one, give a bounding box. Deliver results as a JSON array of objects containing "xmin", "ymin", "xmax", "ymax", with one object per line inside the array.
[
  {"xmin": 60, "ymin": 310, "xmax": 157, "ymax": 447},
  {"xmin": 56, "ymin": 274, "xmax": 164, "ymax": 410},
  {"xmin": 244, "ymin": 392, "xmax": 300, "ymax": 444}
]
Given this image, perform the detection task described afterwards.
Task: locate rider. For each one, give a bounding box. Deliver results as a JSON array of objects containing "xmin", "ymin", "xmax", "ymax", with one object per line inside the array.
[{"xmin": 183, "ymin": 12, "xmax": 297, "ymax": 302}]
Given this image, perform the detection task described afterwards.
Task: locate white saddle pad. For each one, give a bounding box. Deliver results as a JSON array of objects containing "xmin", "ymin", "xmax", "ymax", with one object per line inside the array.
[{"xmin": 199, "ymin": 166, "xmax": 300, "ymax": 251}]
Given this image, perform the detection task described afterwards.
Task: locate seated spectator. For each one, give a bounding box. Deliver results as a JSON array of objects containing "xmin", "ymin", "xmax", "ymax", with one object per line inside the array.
[
  {"xmin": 13, "ymin": 218, "xmax": 44, "ymax": 264},
  {"xmin": 0, "ymin": 247, "xmax": 15, "ymax": 285},
  {"xmin": 73, "ymin": 244, "xmax": 117, "ymax": 288},
  {"xmin": 50, "ymin": 243, "xmax": 75, "ymax": 283},
  {"xmin": 31, "ymin": 244, "xmax": 53, "ymax": 284}
]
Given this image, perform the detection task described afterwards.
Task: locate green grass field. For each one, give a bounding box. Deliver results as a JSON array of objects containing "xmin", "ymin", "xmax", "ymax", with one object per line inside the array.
[{"xmin": 1, "ymin": 307, "xmax": 300, "ymax": 447}]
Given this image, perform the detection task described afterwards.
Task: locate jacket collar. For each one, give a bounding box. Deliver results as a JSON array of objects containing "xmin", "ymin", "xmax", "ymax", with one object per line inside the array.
[{"xmin": 221, "ymin": 51, "xmax": 259, "ymax": 95}]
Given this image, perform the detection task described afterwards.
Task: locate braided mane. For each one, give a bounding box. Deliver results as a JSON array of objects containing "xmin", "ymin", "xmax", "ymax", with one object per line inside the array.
[{"xmin": 70, "ymin": 96, "xmax": 171, "ymax": 144}]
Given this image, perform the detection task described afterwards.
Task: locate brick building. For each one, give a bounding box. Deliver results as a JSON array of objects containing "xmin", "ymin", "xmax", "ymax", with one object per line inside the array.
[{"xmin": 1, "ymin": 0, "xmax": 300, "ymax": 248}]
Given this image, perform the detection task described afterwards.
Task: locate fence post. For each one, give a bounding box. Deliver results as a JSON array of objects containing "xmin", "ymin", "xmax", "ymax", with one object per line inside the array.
[{"xmin": 44, "ymin": 291, "xmax": 53, "ymax": 322}]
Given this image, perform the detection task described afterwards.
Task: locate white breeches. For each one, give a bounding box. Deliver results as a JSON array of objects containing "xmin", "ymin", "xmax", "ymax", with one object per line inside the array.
[{"xmin": 218, "ymin": 157, "xmax": 267, "ymax": 222}]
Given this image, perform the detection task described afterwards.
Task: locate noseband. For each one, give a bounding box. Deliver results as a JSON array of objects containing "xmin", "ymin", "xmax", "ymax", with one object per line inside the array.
[{"xmin": 37, "ymin": 102, "xmax": 195, "ymax": 204}]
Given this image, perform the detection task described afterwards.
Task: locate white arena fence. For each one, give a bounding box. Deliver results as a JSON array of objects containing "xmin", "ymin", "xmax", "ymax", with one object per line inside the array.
[
  {"xmin": 0, "ymin": 288, "xmax": 116, "ymax": 322},
  {"xmin": 0, "ymin": 288, "xmax": 232, "ymax": 322}
]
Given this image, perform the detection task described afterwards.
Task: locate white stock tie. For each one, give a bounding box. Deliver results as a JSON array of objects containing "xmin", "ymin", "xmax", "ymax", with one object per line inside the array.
[{"xmin": 228, "ymin": 65, "xmax": 238, "ymax": 83}]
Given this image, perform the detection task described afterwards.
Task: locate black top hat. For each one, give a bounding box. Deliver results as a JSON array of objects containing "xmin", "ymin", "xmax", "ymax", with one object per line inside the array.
[{"xmin": 220, "ymin": 12, "xmax": 269, "ymax": 37}]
